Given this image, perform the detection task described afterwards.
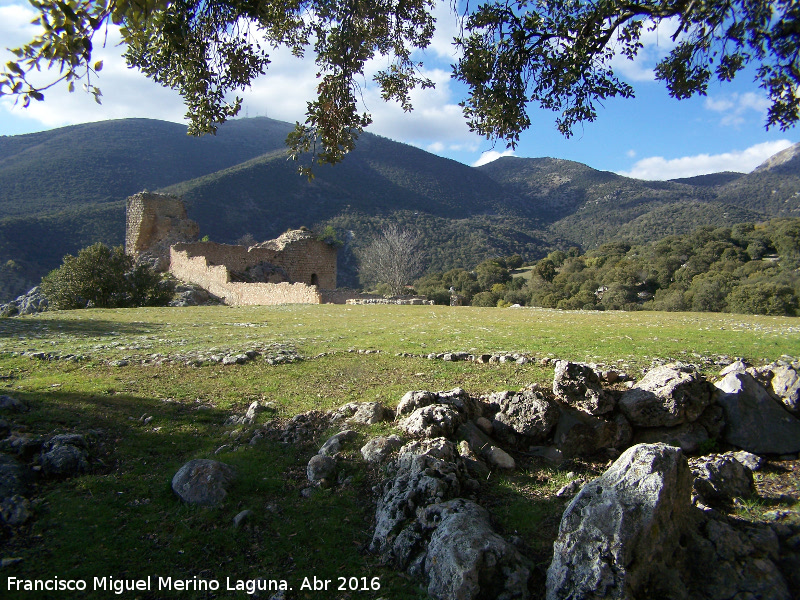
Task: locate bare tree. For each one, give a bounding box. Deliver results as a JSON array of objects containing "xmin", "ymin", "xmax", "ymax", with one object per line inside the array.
[{"xmin": 357, "ymin": 225, "xmax": 426, "ymax": 296}]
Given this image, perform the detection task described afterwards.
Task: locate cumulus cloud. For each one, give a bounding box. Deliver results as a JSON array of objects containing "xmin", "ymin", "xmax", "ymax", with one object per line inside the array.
[
  {"xmin": 472, "ymin": 149, "xmax": 515, "ymax": 167},
  {"xmin": 608, "ymin": 17, "xmax": 681, "ymax": 83},
  {"xmin": 617, "ymin": 140, "xmax": 795, "ymax": 180},
  {"xmin": 704, "ymin": 92, "xmax": 772, "ymax": 126}
]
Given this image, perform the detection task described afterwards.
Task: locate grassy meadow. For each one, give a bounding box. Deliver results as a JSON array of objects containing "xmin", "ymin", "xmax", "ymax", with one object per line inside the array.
[{"xmin": 1, "ymin": 305, "xmax": 799, "ymax": 599}]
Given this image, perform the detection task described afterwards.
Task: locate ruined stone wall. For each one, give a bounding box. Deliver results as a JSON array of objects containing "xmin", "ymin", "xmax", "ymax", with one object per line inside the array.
[
  {"xmin": 170, "ymin": 231, "xmax": 337, "ymax": 288},
  {"xmin": 169, "ymin": 245, "xmax": 322, "ymax": 305},
  {"xmin": 126, "ymin": 192, "xmax": 199, "ymax": 270}
]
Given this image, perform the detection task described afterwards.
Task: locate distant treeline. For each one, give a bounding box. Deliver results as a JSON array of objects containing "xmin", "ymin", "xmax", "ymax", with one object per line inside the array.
[{"xmin": 414, "ymin": 218, "xmax": 800, "ymax": 316}]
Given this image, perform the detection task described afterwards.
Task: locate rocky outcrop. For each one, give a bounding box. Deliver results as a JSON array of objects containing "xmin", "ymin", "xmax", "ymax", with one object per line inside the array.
[{"xmin": 171, "ymin": 459, "xmax": 236, "ymax": 506}]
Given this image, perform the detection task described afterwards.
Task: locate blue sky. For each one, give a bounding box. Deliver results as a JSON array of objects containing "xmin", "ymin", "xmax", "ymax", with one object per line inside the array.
[{"xmin": 1, "ymin": 0, "xmax": 796, "ymax": 179}]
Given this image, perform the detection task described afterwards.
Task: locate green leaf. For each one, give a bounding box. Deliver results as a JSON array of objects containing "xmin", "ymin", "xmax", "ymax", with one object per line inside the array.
[{"xmin": 94, "ymin": 60, "xmax": 103, "ymax": 72}]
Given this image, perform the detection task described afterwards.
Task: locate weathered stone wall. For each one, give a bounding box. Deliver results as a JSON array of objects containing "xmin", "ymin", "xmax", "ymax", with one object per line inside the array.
[
  {"xmin": 169, "ymin": 245, "xmax": 323, "ymax": 305},
  {"xmin": 169, "ymin": 230, "xmax": 339, "ymax": 306},
  {"xmin": 126, "ymin": 192, "xmax": 199, "ymax": 270}
]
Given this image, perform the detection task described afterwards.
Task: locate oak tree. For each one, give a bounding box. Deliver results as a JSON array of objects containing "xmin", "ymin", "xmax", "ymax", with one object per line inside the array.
[{"xmin": 2, "ymin": 0, "xmax": 797, "ymax": 170}]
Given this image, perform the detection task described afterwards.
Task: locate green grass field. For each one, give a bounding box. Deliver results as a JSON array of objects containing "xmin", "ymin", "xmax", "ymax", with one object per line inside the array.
[{"xmin": 1, "ymin": 305, "xmax": 798, "ymax": 599}]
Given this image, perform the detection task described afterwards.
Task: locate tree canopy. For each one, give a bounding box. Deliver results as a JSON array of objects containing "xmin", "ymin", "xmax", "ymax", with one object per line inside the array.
[{"xmin": 2, "ymin": 0, "xmax": 797, "ymax": 170}]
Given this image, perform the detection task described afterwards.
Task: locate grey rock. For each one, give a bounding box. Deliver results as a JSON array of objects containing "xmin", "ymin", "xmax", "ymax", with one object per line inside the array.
[
  {"xmin": 0, "ymin": 494, "xmax": 31, "ymax": 525},
  {"xmin": 397, "ymin": 437, "xmax": 459, "ymax": 462},
  {"xmin": 244, "ymin": 401, "xmax": 265, "ymax": 421},
  {"xmin": 474, "ymin": 416, "xmax": 493, "ymax": 435},
  {"xmin": 720, "ymin": 359, "xmax": 749, "ymax": 376},
  {"xmin": 553, "ymin": 361, "xmax": 615, "ymax": 415},
  {"xmin": 633, "ymin": 421, "xmax": 709, "ymax": 454},
  {"xmin": 692, "ymin": 454, "xmax": 755, "ymax": 503},
  {"xmin": 399, "ymin": 404, "xmax": 463, "ymax": 439},
  {"xmin": 349, "ymin": 402, "xmax": 393, "ymax": 424},
  {"xmin": 491, "ymin": 389, "xmax": 559, "ymax": 442},
  {"xmin": 527, "ymin": 446, "xmax": 565, "ymax": 465},
  {"xmin": 318, "ymin": 430, "xmax": 357, "ymax": 457},
  {"xmin": 770, "ymin": 365, "xmax": 800, "ymax": 414},
  {"xmin": 727, "ymin": 450, "xmax": 765, "ymax": 472},
  {"xmin": 546, "ymin": 443, "xmax": 693, "ymax": 600},
  {"xmin": 0, "ymin": 455, "xmax": 25, "ymax": 500},
  {"xmin": 40, "ymin": 434, "xmax": 89, "ymax": 476},
  {"xmin": 306, "ymin": 454, "xmax": 336, "ymax": 487},
  {"xmin": 552, "ymin": 405, "xmax": 628, "ymax": 458},
  {"xmin": 555, "ymin": 478, "xmax": 585, "ymax": 498},
  {"xmin": 421, "ymin": 499, "xmax": 531, "ymax": 600},
  {"xmin": 360, "ymin": 435, "xmax": 403, "ymax": 463},
  {"xmin": 485, "ymin": 446, "xmax": 515, "ymax": 470},
  {"xmin": 171, "ymin": 459, "xmax": 236, "ymax": 506},
  {"xmin": 695, "ymin": 403, "xmax": 726, "ymax": 440},
  {"xmin": 371, "ymin": 447, "xmax": 466, "ymax": 560},
  {"xmin": 715, "ymin": 372, "xmax": 800, "ymax": 454},
  {"xmin": 396, "ymin": 390, "xmax": 437, "ymax": 416},
  {"xmin": 233, "ymin": 509, "xmax": 253, "ymax": 528},
  {"xmin": 619, "ymin": 364, "xmax": 714, "ymax": 427}
]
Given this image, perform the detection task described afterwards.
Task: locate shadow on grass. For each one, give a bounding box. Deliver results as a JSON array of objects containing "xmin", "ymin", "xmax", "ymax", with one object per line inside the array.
[
  {"xmin": 1, "ymin": 389, "xmax": 426, "ymax": 600},
  {"xmin": 0, "ymin": 317, "xmax": 163, "ymax": 339}
]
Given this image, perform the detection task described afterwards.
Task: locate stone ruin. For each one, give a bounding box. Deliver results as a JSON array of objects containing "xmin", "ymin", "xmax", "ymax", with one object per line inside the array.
[
  {"xmin": 125, "ymin": 191, "xmax": 380, "ymax": 306},
  {"xmin": 125, "ymin": 192, "xmax": 200, "ymax": 271}
]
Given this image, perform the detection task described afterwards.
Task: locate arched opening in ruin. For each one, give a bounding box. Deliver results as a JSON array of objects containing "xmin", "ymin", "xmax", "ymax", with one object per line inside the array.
[{"xmin": 311, "ymin": 274, "xmax": 319, "ymax": 286}]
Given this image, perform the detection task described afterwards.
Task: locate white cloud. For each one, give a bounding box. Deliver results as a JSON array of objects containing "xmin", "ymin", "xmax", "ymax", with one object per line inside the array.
[
  {"xmin": 609, "ymin": 17, "xmax": 681, "ymax": 83},
  {"xmin": 472, "ymin": 149, "xmax": 515, "ymax": 167},
  {"xmin": 705, "ymin": 92, "xmax": 772, "ymax": 126},
  {"xmin": 617, "ymin": 140, "xmax": 795, "ymax": 180},
  {"xmin": 0, "ymin": 5, "xmax": 187, "ymax": 128}
]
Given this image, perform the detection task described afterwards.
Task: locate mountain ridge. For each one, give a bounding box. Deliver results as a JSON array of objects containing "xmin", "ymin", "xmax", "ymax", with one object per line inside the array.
[{"xmin": 0, "ymin": 117, "xmax": 798, "ymax": 300}]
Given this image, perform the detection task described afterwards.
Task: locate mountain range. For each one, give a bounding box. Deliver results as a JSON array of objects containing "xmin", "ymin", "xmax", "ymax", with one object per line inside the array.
[{"xmin": 1, "ymin": 117, "xmax": 798, "ymax": 300}]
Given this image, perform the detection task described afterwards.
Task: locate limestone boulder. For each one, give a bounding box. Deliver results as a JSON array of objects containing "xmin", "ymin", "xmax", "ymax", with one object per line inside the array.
[
  {"xmin": 40, "ymin": 434, "xmax": 90, "ymax": 477},
  {"xmin": 318, "ymin": 430, "xmax": 357, "ymax": 457},
  {"xmin": 552, "ymin": 406, "xmax": 630, "ymax": 458},
  {"xmin": 0, "ymin": 454, "xmax": 26, "ymax": 500},
  {"xmin": 490, "ymin": 389, "xmax": 559, "ymax": 443},
  {"xmin": 619, "ymin": 364, "xmax": 714, "ymax": 427},
  {"xmin": 330, "ymin": 401, "xmax": 393, "ymax": 425},
  {"xmin": 370, "ymin": 449, "xmax": 466, "ymax": 562},
  {"xmin": 399, "ymin": 404, "xmax": 464, "ymax": 439},
  {"xmin": 306, "ymin": 454, "xmax": 337, "ymax": 487},
  {"xmin": 360, "ymin": 435, "xmax": 404, "ymax": 464},
  {"xmin": 552, "ymin": 361, "xmax": 615, "ymax": 415},
  {"xmin": 396, "ymin": 388, "xmax": 482, "ymax": 421},
  {"xmin": 691, "ymin": 454, "xmax": 754, "ymax": 503},
  {"xmin": 546, "ymin": 443, "xmax": 693, "ymax": 600},
  {"xmin": 421, "ymin": 499, "xmax": 530, "ymax": 600},
  {"xmin": 715, "ymin": 372, "xmax": 800, "ymax": 454},
  {"xmin": 172, "ymin": 459, "xmax": 236, "ymax": 506},
  {"xmin": 770, "ymin": 364, "xmax": 800, "ymax": 415}
]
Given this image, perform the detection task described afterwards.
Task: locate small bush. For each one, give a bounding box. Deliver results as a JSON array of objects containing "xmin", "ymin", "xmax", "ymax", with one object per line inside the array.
[{"xmin": 40, "ymin": 243, "xmax": 174, "ymax": 310}]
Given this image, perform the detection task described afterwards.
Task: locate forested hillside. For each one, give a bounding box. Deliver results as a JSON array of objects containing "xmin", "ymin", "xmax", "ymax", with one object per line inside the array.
[
  {"xmin": 415, "ymin": 219, "xmax": 800, "ymax": 316},
  {"xmin": 0, "ymin": 117, "xmax": 797, "ymax": 301}
]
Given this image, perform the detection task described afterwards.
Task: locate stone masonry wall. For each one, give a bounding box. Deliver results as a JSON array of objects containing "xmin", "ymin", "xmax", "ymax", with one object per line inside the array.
[
  {"xmin": 126, "ymin": 192, "xmax": 199, "ymax": 270},
  {"xmin": 169, "ymin": 245, "xmax": 323, "ymax": 305}
]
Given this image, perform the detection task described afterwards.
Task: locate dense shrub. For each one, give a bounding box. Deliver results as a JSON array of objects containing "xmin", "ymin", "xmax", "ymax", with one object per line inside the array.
[
  {"xmin": 40, "ymin": 243, "xmax": 174, "ymax": 309},
  {"xmin": 726, "ymin": 282, "xmax": 798, "ymax": 316}
]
